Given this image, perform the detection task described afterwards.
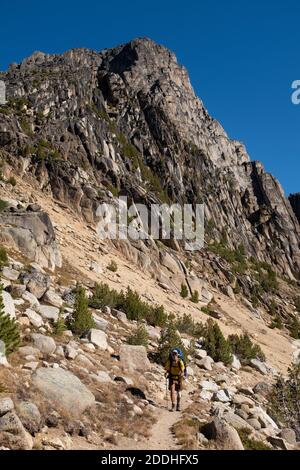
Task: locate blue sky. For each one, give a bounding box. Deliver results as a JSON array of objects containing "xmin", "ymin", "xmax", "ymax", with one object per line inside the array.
[{"xmin": 1, "ymin": 0, "xmax": 299, "ymax": 195}]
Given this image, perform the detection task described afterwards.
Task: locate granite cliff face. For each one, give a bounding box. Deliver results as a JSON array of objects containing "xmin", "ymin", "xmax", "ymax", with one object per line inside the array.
[{"xmin": 0, "ymin": 38, "xmax": 299, "ymax": 278}]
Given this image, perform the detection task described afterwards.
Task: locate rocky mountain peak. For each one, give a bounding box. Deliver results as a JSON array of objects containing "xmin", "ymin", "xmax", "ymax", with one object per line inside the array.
[
  {"xmin": 100, "ymin": 37, "xmax": 177, "ymax": 72},
  {"xmin": 0, "ymin": 38, "xmax": 299, "ymax": 278}
]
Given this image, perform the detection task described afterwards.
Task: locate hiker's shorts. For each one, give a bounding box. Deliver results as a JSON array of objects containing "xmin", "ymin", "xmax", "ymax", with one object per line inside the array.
[{"xmin": 168, "ymin": 376, "xmax": 182, "ymax": 392}]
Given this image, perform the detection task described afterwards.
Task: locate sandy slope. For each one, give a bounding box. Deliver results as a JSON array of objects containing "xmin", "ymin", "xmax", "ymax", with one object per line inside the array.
[{"xmin": 0, "ymin": 176, "xmax": 294, "ymax": 375}]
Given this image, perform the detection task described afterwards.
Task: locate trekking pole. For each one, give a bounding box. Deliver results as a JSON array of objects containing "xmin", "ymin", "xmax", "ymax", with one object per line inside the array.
[{"xmin": 165, "ymin": 375, "xmax": 169, "ymax": 409}]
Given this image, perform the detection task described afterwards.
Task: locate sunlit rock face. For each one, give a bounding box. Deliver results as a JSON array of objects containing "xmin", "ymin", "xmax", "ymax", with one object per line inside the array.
[{"xmin": 0, "ymin": 38, "xmax": 299, "ymax": 278}]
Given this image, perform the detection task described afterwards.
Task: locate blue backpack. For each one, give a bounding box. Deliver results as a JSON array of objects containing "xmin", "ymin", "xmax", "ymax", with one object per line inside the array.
[{"xmin": 169, "ymin": 348, "xmax": 187, "ymax": 378}]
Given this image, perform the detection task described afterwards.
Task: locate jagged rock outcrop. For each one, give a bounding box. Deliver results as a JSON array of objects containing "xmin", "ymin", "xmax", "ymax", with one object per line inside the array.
[
  {"xmin": 0, "ymin": 204, "xmax": 62, "ymax": 271},
  {"xmin": 0, "ymin": 38, "xmax": 299, "ymax": 277}
]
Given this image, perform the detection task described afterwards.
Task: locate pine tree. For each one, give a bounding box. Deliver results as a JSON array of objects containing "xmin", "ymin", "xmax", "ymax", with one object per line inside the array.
[
  {"xmin": 0, "ymin": 284, "xmax": 21, "ymax": 354},
  {"xmin": 180, "ymin": 283, "xmax": 189, "ymax": 299},
  {"xmin": 228, "ymin": 333, "xmax": 265, "ymax": 364},
  {"xmin": 203, "ymin": 319, "xmax": 232, "ymax": 365},
  {"xmin": 157, "ymin": 321, "xmax": 187, "ymax": 365},
  {"xmin": 190, "ymin": 290, "xmax": 199, "ymax": 303},
  {"xmin": 128, "ymin": 324, "xmax": 149, "ymax": 348},
  {"xmin": 107, "ymin": 260, "xmax": 118, "ymax": 272},
  {"xmin": 67, "ymin": 286, "xmax": 95, "ymax": 336},
  {"xmin": 269, "ymin": 364, "xmax": 300, "ymax": 439},
  {"xmin": 53, "ymin": 307, "xmax": 67, "ymax": 336},
  {"xmin": 0, "ymin": 245, "xmax": 8, "ymax": 269},
  {"xmin": 289, "ymin": 316, "xmax": 300, "ymax": 340}
]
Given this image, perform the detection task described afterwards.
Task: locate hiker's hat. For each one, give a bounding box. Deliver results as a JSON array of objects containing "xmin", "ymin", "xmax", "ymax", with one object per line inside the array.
[{"xmin": 172, "ymin": 349, "xmax": 179, "ymax": 354}]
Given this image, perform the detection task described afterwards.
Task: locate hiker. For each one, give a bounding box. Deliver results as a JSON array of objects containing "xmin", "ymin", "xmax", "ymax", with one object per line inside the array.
[{"xmin": 165, "ymin": 349, "xmax": 185, "ymax": 412}]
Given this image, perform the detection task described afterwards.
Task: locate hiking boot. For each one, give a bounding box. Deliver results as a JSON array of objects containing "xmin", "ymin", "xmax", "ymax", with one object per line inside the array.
[
  {"xmin": 170, "ymin": 404, "xmax": 175, "ymax": 412},
  {"xmin": 176, "ymin": 404, "xmax": 181, "ymax": 412}
]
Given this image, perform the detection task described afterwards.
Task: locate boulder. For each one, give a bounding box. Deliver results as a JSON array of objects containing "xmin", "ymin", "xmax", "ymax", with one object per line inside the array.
[
  {"xmin": 31, "ymin": 333, "xmax": 56, "ymax": 355},
  {"xmin": 250, "ymin": 359, "xmax": 268, "ymax": 375},
  {"xmin": 55, "ymin": 345, "xmax": 65, "ymax": 358},
  {"xmin": 0, "ymin": 209, "xmax": 62, "ymax": 271},
  {"xmin": 240, "ymin": 404, "xmax": 251, "ymax": 413},
  {"xmin": 213, "ymin": 390, "xmax": 231, "ymax": 403},
  {"xmin": 24, "ymin": 309, "xmax": 44, "ymax": 328},
  {"xmin": 199, "ymin": 390, "xmax": 213, "ymax": 401},
  {"xmin": 119, "ymin": 345, "xmax": 150, "ymax": 372},
  {"xmin": 199, "ymin": 380, "xmax": 219, "ymax": 393},
  {"xmin": 221, "ymin": 285, "xmax": 235, "ymax": 300},
  {"xmin": 15, "ymin": 401, "xmax": 41, "ymax": 434},
  {"xmin": 201, "ymin": 288, "xmax": 214, "ymax": 303},
  {"xmin": 2, "ymin": 291, "xmax": 15, "ymax": 319},
  {"xmin": 145, "ymin": 325, "xmax": 161, "ymax": 341},
  {"xmin": 195, "ymin": 349, "xmax": 207, "ymax": 359},
  {"xmin": 201, "ymin": 418, "xmax": 244, "ymax": 450},
  {"xmin": 133, "ymin": 405, "xmax": 143, "ymax": 416},
  {"xmin": 92, "ymin": 313, "xmax": 108, "ymax": 331},
  {"xmin": 231, "ymin": 355, "xmax": 241, "ymax": 371},
  {"xmin": 214, "ymin": 362, "xmax": 226, "ymax": 371},
  {"xmin": 2, "ymin": 267, "xmax": 19, "ymax": 281},
  {"xmin": 0, "ymin": 279, "xmax": 10, "ymax": 289},
  {"xmin": 0, "ymin": 340, "xmax": 8, "ymax": 367},
  {"xmin": 267, "ymin": 436, "xmax": 293, "ymax": 451},
  {"xmin": 102, "ymin": 306, "xmax": 111, "ymax": 315},
  {"xmin": 279, "ymin": 428, "xmax": 296, "ymax": 445},
  {"xmin": 65, "ymin": 344, "xmax": 78, "ymax": 360},
  {"xmin": 95, "ymin": 371, "xmax": 113, "ymax": 383},
  {"xmin": 75, "ymin": 354, "xmax": 94, "ymax": 368},
  {"xmin": 114, "ymin": 376, "xmax": 134, "ymax": 386},
  {"xmin": 38, "ymin": 305, "xmax": 59, "ymax": 322},
  {"xmin": 215, "ymin": 374, "xmax": 229, "ymax": 385},
  {"xmin": 159, "ymin": 251, "xmax": 182, "ymax": 274},
  {"xmin": 253, "ymin": 381, "xmax": 272, "ymax": 398},
  {"xmin": 90, "ymin": 261, "xmax": 102, "ymax": 274},
  {"xmin": 236, "ymin": 409, "xmax": 249, "ymax": 421},
  {"xmin": 223, "ymin": 412, "xmax": 253, "ymax": 431},
  {"xmin": 232, "ymin": 394, "xmax": 255, "ymax": 407},
  {"xmin": 198, "ymin": 432, "xmax": 209, "ymax": 446},
  {"xmin": 62, "ymin": 289, "xmax": 76, "ymax": 307},
  {"xmin": 83, "ymin": 343, "xmax": 96, "ymax": 352},
  {"xmin": 42, "ymin": 289, "xmax": 63, "ymax": 308},
  {"xmin": 252, "ymin": 406, "xmax": 278, "ymax": 429},
  {"xmin": 88, "ymin": 329, "xmax": 108, "ymax": 350},
  {"xmin": 112, "ymin": 308, "xmax": 128, "ymax": 324},
  {"xmin": 0, "ymin": 398, "xmax": 14, "ymax": 417},
  {"xmin": 197, "ymin": 356, "xmax": 214, "ymax": 371},
  {"xmin": 22, "ymin": 291, "xmax": 40, "ymax": 307},
  {"xmin": 0, "ymin": 355, "xmax": 9, "ymax": 367},
  {"xmin": 23, "ymin": 362, "xmax": 39, "ymax": 371},
  {"xmin": 22, "ymin": 270, "xmax": 51, "ymax": 299},
  {"xmin": 18, "ymin": 346, "xmax": 41, "ymax": 357},
  {"xmin": 8, "ymin": 284, "xmax": 26, "ymax": 297},
  {"xmin": 247, "ymin": 418, "xmax": 261, "ymax": 430},
  {"xmin": 18, "ymin": 316, "xmax": 32, "ymax": 327},
  {"xmin": 32, "ymin": 368, "xmax": 95, "ymax": 418},
  {"xmin": 0, "ymin": 411, "xmax": 33, "ymax": 449}
]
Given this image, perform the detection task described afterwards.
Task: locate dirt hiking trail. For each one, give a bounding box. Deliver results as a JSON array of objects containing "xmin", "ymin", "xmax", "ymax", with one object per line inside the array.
[{"xmin": 116, "ymin": 393, "xmax": 193, "ymax": 450}]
